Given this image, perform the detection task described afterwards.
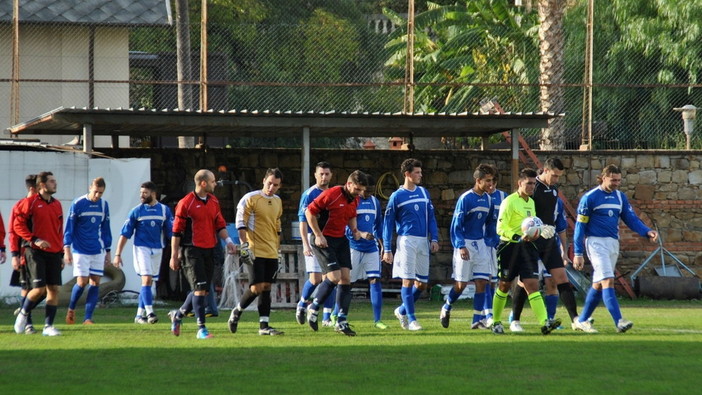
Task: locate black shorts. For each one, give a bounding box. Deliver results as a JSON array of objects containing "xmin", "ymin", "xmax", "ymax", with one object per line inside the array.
[
  {"xmin": 244, "ymin": 257, "xmax": 279, "ymax": 285},
  {"xmin": 25, "ymin": 248, "xmax": 63, "ymax": 288},
  {"xmin": 310, "ymin": 235, "xmax": 351, "ymax": 274},
  {"xmin": 9, "ymin": 265, "xmax": 31, "ymax": 290},
  {"xmin": 182, "ymin": 246, "xmax": 214, "ymax": 292},
  {"xmin": 534, "ymin": 237, "xmax": 564, "ymax": 271},
  {"xmin": 496, "ymin": 241, "xmax": 539, "ymax": 283}
]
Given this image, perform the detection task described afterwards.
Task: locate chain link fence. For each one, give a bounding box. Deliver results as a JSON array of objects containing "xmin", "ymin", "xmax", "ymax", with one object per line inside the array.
[{"xmin": 2, "ymin": 0, "xmax": 701, "ymax": 149}]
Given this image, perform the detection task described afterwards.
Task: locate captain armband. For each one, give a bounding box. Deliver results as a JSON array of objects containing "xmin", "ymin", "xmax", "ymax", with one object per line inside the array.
[{"xmin": 576, "ymin": 214, "xmax": 589, "ymax": 223}]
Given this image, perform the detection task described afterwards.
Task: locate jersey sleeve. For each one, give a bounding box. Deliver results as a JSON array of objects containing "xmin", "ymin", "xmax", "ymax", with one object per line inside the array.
[
  {"xmin": 382, "ymin": 193, "xmax": 397, "ymax": 250},
  {"xmin": 0, "ymin": 212, "xmax": 6, "ymax": 250},
  {"xmin": 619, "ymin": 193, "xmax": 651, "ymax": 237},
  {"xmin": 449, "ymin": 196, "xmax": 466, "ymax": 249},
  {"xmin": 235, "ymin": 193, "xmax": 252, "ymax": 231},
  {"xmin": 172, "ymin": 198, "xmax": 188, "ymax": 238},
  {"xmin": 101, "ymin": 201, "xmax": 112, "ymax": 250},
  {"xmin": 119, "ymin": 206, "xmax": 139, "ymax": 239},
  {"xmin": 426, "ymin": 190, "xmax": 439, "ymax": 243},
  {"xmin": 63, "ymin": 200, "xmax": 78, "ymax": 247},
  {"xmin": 573, "ymin": 195, "xmax": 591, "ymax": 255},
  {"xmin": 555, "ymin": 198, "xmax": 567, "ymax": 234},
  {"xmin": 484, "ymin": 199, "xmax": 498, "ymax": 248},
  {"xmin": 373, "ymin": 197, "xmax": 384, "ymax": 240},
  {"xmin": 13, "ymin": 199, "xmax": 34, "ymax": 243},
  {"xmin": 163, "ymin": 205, "xmax": 174, "ymax": 241}
]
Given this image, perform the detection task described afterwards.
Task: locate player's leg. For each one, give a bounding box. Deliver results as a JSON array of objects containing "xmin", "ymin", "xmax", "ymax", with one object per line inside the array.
[
  {"xmin": 84, "ymin": 253, "xmax": 105, "ymax": 324},
  {"xmin": 67, "ymin": 252, "xmax": 90, "ymax": 324}
]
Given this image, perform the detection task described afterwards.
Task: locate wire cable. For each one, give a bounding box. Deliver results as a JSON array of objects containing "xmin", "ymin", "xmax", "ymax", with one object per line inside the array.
[{"xmin": 375, "ymin": 171, "xmax": 400, "ymax": 200}]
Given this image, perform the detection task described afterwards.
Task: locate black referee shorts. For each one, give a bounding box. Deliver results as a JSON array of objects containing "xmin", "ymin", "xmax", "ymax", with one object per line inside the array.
[{"xmin": 496, "ymin": 241, "xmax": 540, "ymax": 283}]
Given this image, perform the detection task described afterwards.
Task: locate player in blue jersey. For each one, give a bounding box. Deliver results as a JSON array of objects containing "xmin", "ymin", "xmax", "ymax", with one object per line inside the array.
[
  {"xmin": 484, "ymin": 168, "xmax": 507, "ymax": 327},
  {"xmin": 345, "ymin": 176, "xmax": 386, "ymax": 329},
  {"xmin": 113, "ymin": 182, "xmax": 173, "ymax": 324},
  {"xmin": 295, "ymin": 161, "xmax": 338, "ymax": 326},
  {"xmin": 382, "ymin": 159, "xmax": 439, "ymax": 331},
  {"xmin": 572, "ymin": 165, "xmax": 657, "ymax": 333},
  {"xmin": 64, "ymin": 177, "xmax": 112, "ymax": 325},
  {"xmin": 441, "ymin": 164, "xmax": 496, "ymax": 330}
]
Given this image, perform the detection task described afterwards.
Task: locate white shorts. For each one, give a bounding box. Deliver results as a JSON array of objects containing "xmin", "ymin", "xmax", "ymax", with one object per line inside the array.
[
  {"xmin": 132, "ymin": 245, "xmax": 163, "ymax": 280},
  {"xmin": 585, "ymin": 236, "xmax": 619, "ymax": 283},
  {"xmin": 392, "ymin": 235, "xmax": 430, "ymax": 282},
  {"xmin": 73, "ymin": 252, "xmax": 106, "ymax": 277},
  {"xmin": 452, "ymin": 239, "xmax": 492, "ymax": 282},
  {"xmin": 350, "ymin": 249, "xmax": 381, "ymax": 282},
  {"xmin": 304, "ymin": 233, "xmax": 322, "ymax": 273}
]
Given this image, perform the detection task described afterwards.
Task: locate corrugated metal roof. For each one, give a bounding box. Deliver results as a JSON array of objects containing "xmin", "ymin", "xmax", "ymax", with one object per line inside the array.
[
  {"xmin": 7, "ymin": 106, "xmax": 559, "ymax": 139},
  {"xmin": 0, "ymin": 0, "xmax": 171, "ymax": 26}
]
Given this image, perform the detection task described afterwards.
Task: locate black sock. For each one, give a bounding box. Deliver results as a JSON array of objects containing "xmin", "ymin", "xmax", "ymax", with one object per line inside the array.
[
  {"xmin": 511, "ymin": 287, "xmax": 528, "ymax": 321},
  {"xmin": 258, "ymin": 290, "xmax": 271, "ymax": 326},
  {"xmin": 312, "ymin": 278, "xmax": 336, "ymax": 309},
  {"xmin": 177, "ymin": 292, "xmax": 193, "ymax": 318},
  {"xmin": 337, "ymin": 284, "xmax": 352, "ymax": 320},
  {"xmin": 45, "ymin": 304, "xmax": 57, "ymax": 327},
  {"xmin": 193, "ymin": 294, "xmax": 206, "ymax": 327},
  {"xmin": 239, "ymin": 289, "xmax": 258, "ymax": 310},
  {"xmin": 558, "ymin": 282, "xmax": 579, "ymax": 320}
]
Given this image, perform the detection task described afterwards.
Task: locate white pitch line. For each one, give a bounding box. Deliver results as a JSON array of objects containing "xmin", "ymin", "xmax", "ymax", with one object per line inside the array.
[{"xmin": 647, "ymin": 328, "xmax": 702, "ymax": 334}]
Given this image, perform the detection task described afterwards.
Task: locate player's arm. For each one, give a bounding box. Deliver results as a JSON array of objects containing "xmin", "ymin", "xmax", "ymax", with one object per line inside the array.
[
  {"xmin": 572, "ymin": 197, "xmax": 590, "ymax": 270},
  {"xmin": 169, "ymin": 202, "xmax": 187, "ymax": 271},
  {"xmin": 102, "ymin": 202, "xmax": 112, "ymax": 264},
  {"xmin": 63, "ymin": 203, "xmax": 77, "ymax": 264},
  {"xmin": 381, "ymin": 194, "xmax": 396, "ymax": 263},
  {"xmin": 619, "ymin": 195, "xmax": 658, "ymax": 242},
  {"xmin": 427, "ymin": 195, "xmax": 440, "ymax": 252},
  {"xmin": 112, "ymin": 235, "xmax": 129, "ymax": 267}
]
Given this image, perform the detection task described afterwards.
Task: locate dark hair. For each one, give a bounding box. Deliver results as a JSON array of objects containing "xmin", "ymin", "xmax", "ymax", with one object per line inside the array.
[
  {"xmin": 519, "ymin": 168, "xmax": 538, "ymax": 180},
  {"xmin": 36, "ymin": 171, "xmax": 53, "ymax": 185},
  {"xmin": 92, "ymin": 177, "xmax": 106, "ymax": 188},
  {"xmin": 365, "ymin": 173, "xmax": 376, "ymax": 187},
  {"xmin": 315, "ymin": 161, "xmax": 332, "ymax": 171},
  {"xmin": 265, "ymin": 168, "xmax": 284, "ymax": 180},
  {"xmin": 141, "ymin": 181, "xmax": 158, "ymax": 192},
  {"xmin": 597, "ymin": 164, "xmax": 621, "ymax": 185},
  {"xmin": 401, "ymin": 158, "xmax": 422, "ymax": 174},
  {"xmin": 473, "ymin": 163, "xmax": 496, "ymax": 181},
  {"xmin": 348, "ymin": 170, "xmax": 369, "ymax": 186},
  {"xmin": 25, "ymin": 174, "xmax": 37, "ymax": 190},
  {"xmin": 543, "ymin": 158, "xmax": 564, "ymax": 171}
]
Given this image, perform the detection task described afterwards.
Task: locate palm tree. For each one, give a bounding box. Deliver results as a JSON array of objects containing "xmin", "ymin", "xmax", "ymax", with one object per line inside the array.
[{"xmin": 537, "ymin": 0, "xmax": 566, "ymax": 149}]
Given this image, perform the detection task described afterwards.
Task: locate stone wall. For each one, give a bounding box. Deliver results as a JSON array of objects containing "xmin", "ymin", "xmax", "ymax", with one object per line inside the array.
[{"xmin": 102, "ymin": 147, "xmax": 702, "ymax": 284}]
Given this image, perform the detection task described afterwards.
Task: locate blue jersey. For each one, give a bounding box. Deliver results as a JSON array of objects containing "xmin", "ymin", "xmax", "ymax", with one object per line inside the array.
[
  {"xmin": 64, "ymin": 195, "xmax": 112, "ymax": 254},
  {"xmin": 555, "ymin": 198, "xmax": 567, "ymax": 234},
  {"xmin": 120, "ymin": 202, "xmax": 174, "ymax": 249},
  {"xmin": 382, "ymin": 185, "xmax": 439, "ymax": 250},
  {"xmin": 346, "ymin": 195, "xmax": 383, "ymax": 253},
  {"xmin": 298, "ymin": 185, "xmax": 325, "ymax": 233},
  {"xmin": 574, "ymin": 186, "xmax": 651, "ymax": 255},
  {"xmin": 486, "ymin": 189, "xmax": 507, "ymax": 248},
  {"xmin": 450, "ymin": 189, "xmax": 495, "ymax": 248}
]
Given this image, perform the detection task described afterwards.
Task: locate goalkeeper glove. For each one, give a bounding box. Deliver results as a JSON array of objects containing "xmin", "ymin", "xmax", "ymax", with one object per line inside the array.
[
  {"xmin": 239, "ymin": 242, "xmax": 254, "ymax": 265},
  {"xmin": 540, "ymin": 225, "xmax": 556, "ymax": 239}
]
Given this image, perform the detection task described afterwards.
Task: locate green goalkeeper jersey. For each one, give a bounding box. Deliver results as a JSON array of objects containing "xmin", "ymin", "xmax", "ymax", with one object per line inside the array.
[{"xmin": 497, "ymin": 191, "xmax": 536, "ymax": 243}]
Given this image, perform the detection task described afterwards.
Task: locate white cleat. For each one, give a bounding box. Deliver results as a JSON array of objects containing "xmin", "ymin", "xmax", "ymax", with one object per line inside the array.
[
  {"xmin": 509, "ymin": 320, "xmax": 525, "ymax": 333},
  {"xmin": 407, "ymin": 320, "xmax": 423, "ymax": 331},
  {"xmin": 616, "ymin": 318, "xmax": 633, "ymax": 333},
  {"xmin": 572, "ymin": 316, "xmax": 598, "ymax": 333},
  {"xmin": 42, "ymin": 325, "xmax": 62, "ymax": 336},
  {"xmin": 394, "ymin": 307, "xmax": 409, "ymax": 330},
  {"xmin": 14, "ymin": 312, "xmax": 28, "ymax": 334}
]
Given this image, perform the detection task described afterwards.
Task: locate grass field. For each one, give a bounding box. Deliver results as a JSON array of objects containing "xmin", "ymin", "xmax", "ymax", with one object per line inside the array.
[{"xmin": 0, "ymin": 298, "xmax": 700, "ymax": 394}]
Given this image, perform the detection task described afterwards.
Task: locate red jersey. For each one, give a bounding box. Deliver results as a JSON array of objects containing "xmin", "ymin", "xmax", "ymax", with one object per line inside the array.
[
  {"xmin": 172, "ymin": 192, "xmax": 226, "ymax": 249},
  {"xmin": 0, "ymin": 211, "xmax": 5, "ymax": 251},
  {"xmin": 307, "ymin": 185, "xmax": 359, "ymax": 238},
  {"xmin": 8, "ymin": 198, "xmax": 27, "ymax": 255},
  {"xmin": 13, "ymin": 194, "xmax": 64, "ymax": 254}
]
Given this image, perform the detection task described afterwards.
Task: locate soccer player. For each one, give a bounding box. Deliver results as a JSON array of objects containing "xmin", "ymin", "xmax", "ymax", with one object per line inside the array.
[
  {"xmin": 305, "ymin": 170, "xmax": 371, "ymax": 336},
  {"xmin": 8, "ymin": 174, "xmax": 41, "ymax": 334},
  {"xmin": 509, "ymin": 158, "xmax": 581, "ymax": 332},
  {"xmin": 13, "ymin": 171, "xmax": 64, "ymax": 336},
  {"xmin": 113, "ymin": 181, "xmax": 173, "ymax": 324},
  {"xmin": 346, "ymin": 176, "xmax": 386, "ymax": 329},
  {"xmin": 64, "ymin": 177, "xmax": 112, "ymax": 325},
  {"xmin": 295, "ymin": 161, "xmax": 337, "ymax": 326},
  {"xmin": 490, "ymin": 168, "xmax": 561, "ymax": 335},
  {"xmin": 382, "ymin": 158, "xmax": 440, "ymax": 331},
  {"xmin": 227, "ymin": 168, "xmax": 284, "ymax": 336},
  {"xmin": 572, "ymin": 164, "xmax": 658, "ymax": 333},
  {"xmin": 169, "ymin": 169, "xmax": 237, "ymax": 339},
  {"xmin": 441, "ymin": 164, "xmax": 496, "ymax": 330}
]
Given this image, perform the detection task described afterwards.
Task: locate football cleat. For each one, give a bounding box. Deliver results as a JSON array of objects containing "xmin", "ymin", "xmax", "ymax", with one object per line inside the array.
[
  {"xmin": 374, "ymin": 321, "xmax": 388, "ymax": 330},
  {"xmin": 83, "ymin": 319, "xmax": 95, "ymax": 325},
  {"xmin": 307, "ymin": 308, "xmax": 319, "ymax": 332},
  {"xmin": 509, "ymin": 320, "xmax": 524, "ymax": 332},
  {"xmin": 572, "ymin": 316, "xmax": 598, "ymax": 333},
  {"xmin": 134, "ymin": 316, "xmax": 148, "ymax": 324},
  {"xmin": 196, "ymin": 327, "xmax": 213, "ymax": 339},
  {"xmin": 14, "ymin": 312, "xmax": 28, "ymax": 334},
  {"xmin": 491, "ymin": 322, "xmax": 505, "ymax": 335},
  {"xmin": 439, "ymin": 306, "xmax": 451, "ymax": 329},
  {"xmin": 616, "ymin": 318, "xmax": 633, "ymax": 333},
  {"xmin": 65, "ymin": 309, "xmax": 76, "ymax": 325},
  {"xmin": 25, "ymin": 325, "xmax": 37, "ymax": 335},
  {"xmin": 259, "ymin": 327, "xmax": 284, "ymax": 336},
  {"xmin": 42, "ymin": 325, "xmax": 61, "ymax": 337},
  {"xmin": 335, "ymin": 321, "xmax": 357, "ymax": 336},
  {"xmin": 541, "ymin": 318, "xmax": 562, "ymax": 335},
  {"xmin": 295, "ymin": 305, "xmax": 306, "ymax": 325},
  {"xmin": 471, "ymin": 320, "xmax": 488, "ymax": 330},
  {"xmin": 321, "ymin": 320, "xmax": 334, "ymax": 327},
  {"xmin": 408, "ymin": 320, "xmax": 423, "ymax": 331},
  {"xmin": 168, "ymin": 310, "xmax": 182, "ymax": 337},
  {"xmin": 147, "ymin": 313, "xmax": 159, "ymax": 324},
  {"xmin": 394, "ymin": 307, "xmax": 409, "ymax": 330},
  {"xmin": 228, "ymin": 309, "xmax": 241, "ymax": 334}
]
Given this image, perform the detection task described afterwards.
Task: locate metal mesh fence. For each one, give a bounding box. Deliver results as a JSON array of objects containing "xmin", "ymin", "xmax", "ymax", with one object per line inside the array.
[{"xmin": 2, "ymin": 0, "xmax": 701, "ymax": 149}]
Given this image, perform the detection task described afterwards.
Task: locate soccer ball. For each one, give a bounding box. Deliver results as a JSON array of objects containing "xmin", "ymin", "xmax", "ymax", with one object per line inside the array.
[{"xmin": 521, "ymin": 216, "xmax": 544, "ymax": 239}]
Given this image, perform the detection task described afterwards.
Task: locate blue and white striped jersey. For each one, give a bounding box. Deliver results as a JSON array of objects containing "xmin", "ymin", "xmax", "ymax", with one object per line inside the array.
[
  {"xmin": 64, "ymin": 195, "xmax": 112, "ymax": 254},
  {"xmin": 486, "ymin": 189, "xmax": 507, "ymax": 247},
  {"xmin": 346, "ymin": 195, "xmax": 383, "ymax": 253},
  {"xmin": 120, "ymin": 202, "xmax": 174, "ymax": 249},
  {"xmin": 382, "ymin": 185, "xmax": 439, "ymax": 251},
  {"xmin": 298, "ymin": 185, "xmax": 324, "ymax": 233},
  {"xmin": 574, "ymin": 186, "xmax": 651, "ymax": 255},
  {"xmin": 450, "ymin": 189, "xmax": 495, "ymax": 248}
]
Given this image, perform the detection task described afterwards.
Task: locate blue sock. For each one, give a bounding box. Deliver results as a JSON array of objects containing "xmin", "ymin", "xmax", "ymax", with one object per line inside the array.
[
  {"xmin": 84, "ymin": 285, "xmax": 100, "ymax": 321},
  {"xmin": 602, "ymin": 287, "xmax": 622, "ymax": 325},
  {"xmin": 370, "ymin": 281, "xmax": 383, "ymax": 322},
  {"xmin": 138, "ymin": 292, "xmax": 145, "ymax": 310},
  {"xmin": 299, "ymin": 280, "xmax": 317, "ymax": 307},
  {"xmin": 545, "ymin": 294, "xmax": 559, "ymax": 319},
  {"xmin": 399, "ymin": 286, "xmax": 422, "ymax": 316},
  {"xmin": 69, "ymin": 284, "xmax": 86, "ymax": 310},
  {"xmin": 472, "ymin": 292, "xmax": 486, "ymax": 323},
  {"xmin": 45, "ymin": 304, "xmax": 57, "ymax": 327},
  {"xmin": 579, "ymin": 287, "xmax": 601, "ymax": 323},
  {"xmin": 193, "ymin": 294, "xmax": 206, "ymax": 328},
  {"xmin": 483, "ymin": 283, "xmax": 494, "ymax": 318},
  {"xmin": 445, "ymin": 287, "xmax": 461, "ymax": 310},
  {"xmin": 141, "ymin": 285, "xmax": 153, "ymax": 307},
  {"xmin": 401, "ymin": 286, "xmax": 417, "ymax": 322}
]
